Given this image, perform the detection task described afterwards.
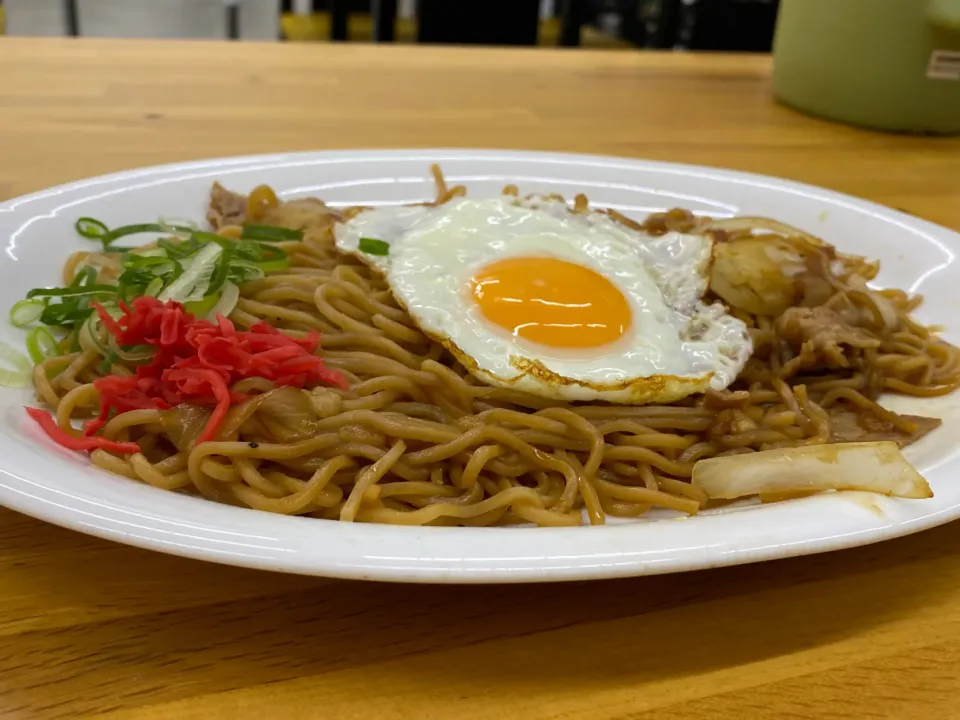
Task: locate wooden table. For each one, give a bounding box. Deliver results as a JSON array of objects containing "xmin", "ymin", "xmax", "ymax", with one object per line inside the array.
[{"xmin": 2, "ymin": 37, "xmax": 960, "ymax": 720}]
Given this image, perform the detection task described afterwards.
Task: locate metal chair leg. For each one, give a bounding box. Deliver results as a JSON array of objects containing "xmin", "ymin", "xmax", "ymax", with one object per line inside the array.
[
  {"xmin": 650, "ymin": 0, "xmax": 681, "ymax": 49},
  {"xmin": 559, "ymin": 0, "xmax": 582, "ymax": 46},
  {"xmin": 329, "ymin": 0, "xmax": 348, "ymax": 40},
  {"xmin": 372, "ymin": 0, "xmax": 397, "ymax": 42},
  {"xmin": 63, "ymin": 0, "xmax": 79, "ymax": 36},
  {"xmin": 225, "ymin": 1, "xmax": 241, "ymax": 40}
]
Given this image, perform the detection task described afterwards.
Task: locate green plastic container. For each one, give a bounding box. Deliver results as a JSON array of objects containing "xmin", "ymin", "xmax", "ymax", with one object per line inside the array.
[{"xmin": 773, "ymin": 0, "xmax": 960, "ymax": 133}]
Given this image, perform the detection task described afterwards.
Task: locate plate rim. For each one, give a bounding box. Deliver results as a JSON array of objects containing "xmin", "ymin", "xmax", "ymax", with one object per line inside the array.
[{"xmin": 1, "ymin": 146, "xmax": 958, "ymax": 584}]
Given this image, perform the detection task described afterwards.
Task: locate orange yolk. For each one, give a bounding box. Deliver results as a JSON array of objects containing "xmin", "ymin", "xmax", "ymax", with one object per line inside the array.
[{"xmin": 470, "ymin": 256, "xmax": 631, "ymax": 348}]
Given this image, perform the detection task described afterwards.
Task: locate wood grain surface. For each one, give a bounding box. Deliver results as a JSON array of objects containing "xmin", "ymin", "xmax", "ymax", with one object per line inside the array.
[{"xmin": 1, "ymin": 38, "xmax": 960, "ymax": 720}]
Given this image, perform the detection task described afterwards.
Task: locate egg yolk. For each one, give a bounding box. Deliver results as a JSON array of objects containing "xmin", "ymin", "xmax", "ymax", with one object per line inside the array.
[{"xmin": 470, "ymin": 257, "xmax": 631, "ymax": 348}]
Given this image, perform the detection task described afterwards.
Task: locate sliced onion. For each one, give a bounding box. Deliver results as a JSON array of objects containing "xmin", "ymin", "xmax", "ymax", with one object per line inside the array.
[
  {"xmin": 205, "ymin": 281, "xmax": 239, "ymax": 321},
  {"xmin": 700, "ymin": 216, "xmax": 823, "ymax": 245},
  {"xmin": 0, "ymin": 341, "xmax": 33, "ymax": 387},
  {"xmin": 692, "ymin": 442, "xmax": 932, "ymax": 500},
  {"xmin": 161, "ymin": 404, "xmax": 212, "ymax": 451},
  {"xmin": 869, "ymin": 291, "xmax": 899, "ymax": 333},
  {"xmin": 256, "ymin": 386, "xmax": 322, "ymax": 442},
  {"xmin": 79, "ymin": 312, "xmax": 111, "ymax": 357},
  {"xmin": 107, "ymin": 336, "xmax": 154, "ymax": 363}
]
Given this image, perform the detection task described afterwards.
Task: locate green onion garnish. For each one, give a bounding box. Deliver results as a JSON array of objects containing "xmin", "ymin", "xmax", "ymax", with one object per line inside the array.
[
  {"xmin": 358, "ymin": 237, "xmax": 390, "ymax": 256},
  {"xmin": 26, "ymin": 285, "xmax": 116, "ymax": 300},
  {"xmin": 158, "ymin": 243, "xmax": 222, "ymax": 303},
  {"xmin": 185, "ymin": 291, "xmax": 222, "ymax": 318},
  {"xmin": 71, "ymin": 266, "xmax": 98, "ymax": 288},
  {"xmin": 75, "ymin": 217, "xmax": 108, "ymax": 239},
  {"xmin": 241, "ymin": 224, "xmax": 304, "ymax": 242},
  {"xmin": 192, "ymin": 231, "xmax": 232, "ymax": 248},
  {"xmin": 97, "ymin": 222, "xmax": 194, "ymax": 251},
  {"xmin": 255, "ymin": 244, "xmax": 289, "ymax": 273},
  {"xmin": 10, "ymin": 299, "xmax": 45, "ymax": 327},
  {"xmin": 13, "ymin": 216, "xmax": 298, "ymax": 342},
  {"xmin": 40, "ymin": 303, "xmax": 96, "ymax": 329},
  {"xmin": 97, "ymin": 350, "xmax": 118, "ymax": 374},
  {"xmin": 26, "ymin": 327, "xmax": 60, "ymax": 364},
  {"xmin": 0, "ymin": 341, "xmax": 33, "ymax": 387},
  {"xmin": 144, "ymin": 277, "xmax": 165, "ymax": 297}
]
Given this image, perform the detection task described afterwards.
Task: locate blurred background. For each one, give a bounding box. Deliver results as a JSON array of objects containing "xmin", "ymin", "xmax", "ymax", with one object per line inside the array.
[{"xmin": 0, "ymin": 0, "xmax": 780, "ymax": 52}]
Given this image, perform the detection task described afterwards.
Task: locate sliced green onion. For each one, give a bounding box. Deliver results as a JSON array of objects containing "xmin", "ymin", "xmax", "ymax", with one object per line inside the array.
[
  {"xmin": 227, "ymin": 259, "xmax": 265, "ymax": 284},
  {"xmin": 241, "ymin": 224, "xmax": 304, "ymax": 242},
  {"xmin": 75, "ymin": 217, "xmax": 108, "ymax": 239},
  {"xmin": 98, "ymin": 222, "xmax": 194, "ymax": 251},
  {"xmin": 71, "ymin": 266, "xmax": 99, "ymax": 288},
  {"xmin": 26, "ymin": 285, "xmax": 116, "ymax": 299},
  {"xmin": 26, "ymin": 327, "xmax": 60, "ymax": 364},
  {"xmin": 158, "ymin": 243, "xmax": 222, "ymax": 303},
  {"xmin": 184, "ymin": 291, "xmax": 221, "ymax": 318},
  {"xmin": 234, "ymin": 239, "xmax": 265, "ymax": 262},
  {"xmin": 256, "ymin": 243, "xmax": 288, "ymax": 266},
  {"xmin": 144, "ymin": 277, "xmax": 165, "ymax": 297},
  {"xmin": 97, "ymin": 351, "xmax": 118, "ymax": 374},
  {"xmin": 124, "ymin": 254, "xmax": 175, "ymax": 271},
  {"xmin": 257, "ymin": 256, "xmax": 290, "ymax": 273},
  {"xmin": 158, "ymin": 218, "xmax": 197, "ymax": 241},
  {"xmin": 207, "ymin": 246, "xmax": 234, "ymax": 296},
  {"xmin": 193, "ymin": 231, "xmax": 233, "ymax": 248},
  {"xmin": 358, "ymin": 237, "xmax": 390, "ymax": 256},
  {"xmin": 0, "ymin": 341, "xmax": 32, "ymax": 387},
  {"xmin": 10, "ymin": 299, "xmax": 45, "ymax": 327},
  {"xmin": 159, "ymin": 216, "xmax": 199, "ymax": 230},
  {"xmin": 40, "ymin": 304, "xmax": 96, "ymax": 328},
  {"xmin": 133, "ymin": 248, "xmax": 169, "ymax": 259}
]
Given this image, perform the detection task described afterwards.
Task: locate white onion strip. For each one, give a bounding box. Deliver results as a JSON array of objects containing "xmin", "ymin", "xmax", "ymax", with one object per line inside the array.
[
  {"xmin": 700, "ymin": 216, "xmax": 822, "ymax": 244},
  {"xmin": 692, "ymin": 442, "xmax": 932, "ymax": 500},
  {"xmin": 206, "ymin": 281, "xmax": 240, "ymax": 321}
]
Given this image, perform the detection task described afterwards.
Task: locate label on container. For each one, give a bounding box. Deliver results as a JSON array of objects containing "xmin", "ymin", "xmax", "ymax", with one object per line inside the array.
[{"xmin": 927, "ymin": 50, "xmax": 960, "ymax": 80}]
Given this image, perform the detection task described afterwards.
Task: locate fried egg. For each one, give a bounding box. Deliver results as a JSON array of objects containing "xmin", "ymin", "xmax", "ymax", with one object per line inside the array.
[{"xmin": 334, "ymin": 197, "xmax": 751, "ymax": 403}]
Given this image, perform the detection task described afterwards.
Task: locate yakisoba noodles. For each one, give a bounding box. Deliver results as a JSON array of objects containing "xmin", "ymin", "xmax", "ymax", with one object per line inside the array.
[{"xmin": 29, "ymin": 166, "xmax": 960, "ymax": 526}]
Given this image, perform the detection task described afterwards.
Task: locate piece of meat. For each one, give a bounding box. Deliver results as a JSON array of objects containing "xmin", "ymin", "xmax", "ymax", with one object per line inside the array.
[
  {"xmin": 795, "ymin": 270, "xmax": 836, "ymax": 308},
  {"xmin": 777, "ymin": 306, "xmax": 880, "ymax": 367},
  {"xmin": 258, "ymin": 198, "xmax": 341, "ymax": 233},
  {"xmin": 703, "ymin": 389, "xmax": 752, "ymax": 411},
  {"xmin": 708, "ymin": 408, "xmax": 757, "ymax": 442},
  {"xmin": 207, "ymin": 182, "xmax": 247, "ymax": 229},
  {"xmin": 828, "ymin": 406, "xmax": 941, "ymax": 448},
  {"xmin": 641, "ymin": 208, "xmax": 701, "ymax": 236},
  {"xmin": 207, "ymin": 183, "xmax": 341, "ymax": 234}
]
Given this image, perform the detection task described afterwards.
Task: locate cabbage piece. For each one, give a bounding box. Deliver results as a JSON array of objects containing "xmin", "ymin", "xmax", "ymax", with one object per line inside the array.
[{"xmin": 692, "ymin": 441, "xmax": 932, "ymax": 500}]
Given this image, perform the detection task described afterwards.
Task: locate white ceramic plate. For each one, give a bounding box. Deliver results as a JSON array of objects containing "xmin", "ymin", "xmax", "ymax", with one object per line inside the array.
[{"xmin": 1, "ymin": 149, "xmax": 958, "ymax": 583}]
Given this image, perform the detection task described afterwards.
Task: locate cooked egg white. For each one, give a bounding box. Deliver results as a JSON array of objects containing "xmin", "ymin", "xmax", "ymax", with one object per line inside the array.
[{"xmin": 334, "ymin": 196, "xmax": 752, "ymax": 404}]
